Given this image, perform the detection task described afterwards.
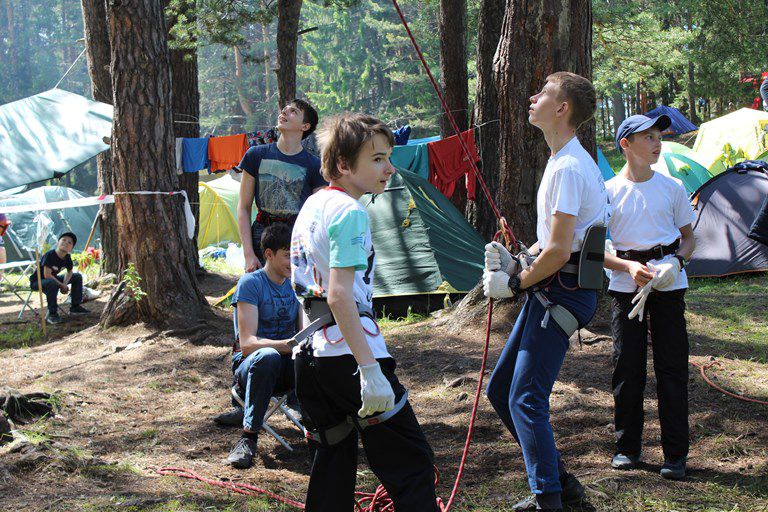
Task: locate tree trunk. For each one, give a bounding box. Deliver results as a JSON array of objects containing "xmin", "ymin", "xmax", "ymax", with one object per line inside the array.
[
  {"xmin": 493, "ymin": 0, "xmax": 593, "ymax": 244},
  {"xmin": 262, "ymin": 22, "xmax": 272, "ymax": 109},
  {"xmin": 438, "ymin": 0, "xmax": 469, "ymax": 214},
  {"xmin": 276, "ymin": 0, "xmax": 303, "ymax": 109},
  {"xmin": 166, "ymin": 0, "xmax": 202, "ymax": 271},
  {"xmin": 467, "ymin": 0, "xmax": 505, "ymax": 241},
  {"xmin": 102, "ymin": 0, "xmax": 208, "ymax": 328},
  {"xmin": 233, "ymin": 46, "xmax": 254, "ymax": 117},
  {"xmin": 611, "ymin": 86, "xmax": 625, "ymax": 133},
  {"xmin": 81, "ymin": 0, "xmax": 119, "ymax": 275}
]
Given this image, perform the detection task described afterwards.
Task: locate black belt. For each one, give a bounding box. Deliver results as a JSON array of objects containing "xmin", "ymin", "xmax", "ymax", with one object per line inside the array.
[
  {"xmin": 616, "ymin": 240, "xmax": 679, "ymax": 265},
  {"xmin": 255, "ymin": 210, "xmax": 297, "ymax": 226}
]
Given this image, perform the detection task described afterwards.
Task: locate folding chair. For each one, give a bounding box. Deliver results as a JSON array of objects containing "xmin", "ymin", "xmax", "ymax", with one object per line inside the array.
[
  {"xmin": 0, "ymin": 260, "xmax": 39, "ymax": 320},
  {"xmin": 230, "ymin": 387, "xmax": 305, "ymax": 452}
]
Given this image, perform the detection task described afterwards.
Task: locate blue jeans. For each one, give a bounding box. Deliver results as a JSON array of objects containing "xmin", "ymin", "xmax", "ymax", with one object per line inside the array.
[
  {"xmin": 486, "ymin": 272, "xmax": 596, "ymax": 496},
  {"xmin": 231, "ymin": 348, "xmax": 295, "ymax": 432},
  {"xmin": 31, "ymin": 273, "xmax": 83, "ymax": 315}
]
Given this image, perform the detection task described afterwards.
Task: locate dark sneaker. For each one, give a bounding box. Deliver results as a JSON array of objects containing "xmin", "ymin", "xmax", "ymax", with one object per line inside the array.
[
  {"xmin": 45, "ymin": 312, "xmax": 63, "ymax": 325},
  {"xmin": 69, "ymin": 304, "xmax": 90, "ymax": 315},
  {"xmin": 213, "ymin": 407, "xmax": 244, "ymax": 427},
  {"xmin": 227, "ymin": 437, "xmax": 257, "ymax": 469},
  {"xmin": 660, "ymin": 457, "xmax": 686, "ymax": 480},
  {"xmin": 560, "ymin": 472, "xmax": 586, "ymax": 504},
  {"xmin": 611, "ymin": 452, "xmax": 641, "ymax": 470}
]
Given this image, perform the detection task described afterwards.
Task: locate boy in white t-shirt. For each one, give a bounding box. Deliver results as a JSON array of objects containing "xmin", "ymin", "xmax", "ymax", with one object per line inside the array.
[
  {"xmin": 604, "ymin": 114, "xmax": 696, "ymax": 480},
  {"xmin": 291, "ymin": 113, "xmax": 437, "ymax": 512},
  {"xmin": 483, "ymin": 72, "xmax": 609, "ymax": 512}
]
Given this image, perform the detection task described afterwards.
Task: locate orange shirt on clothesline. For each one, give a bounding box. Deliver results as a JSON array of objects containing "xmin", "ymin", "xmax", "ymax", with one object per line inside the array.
[{"xmin": 208, "ymin": 134, "xmax": 249, "ymax": 173}]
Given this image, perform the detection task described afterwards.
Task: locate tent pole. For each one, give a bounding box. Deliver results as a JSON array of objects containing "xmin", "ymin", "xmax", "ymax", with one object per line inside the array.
[
  {"xmin": 35, "ymin": 246, "xmax": 46, "ymax": 337},
  {"xmin": 83, "ymin": 214, "xmax": 99, "ymax": 251}
]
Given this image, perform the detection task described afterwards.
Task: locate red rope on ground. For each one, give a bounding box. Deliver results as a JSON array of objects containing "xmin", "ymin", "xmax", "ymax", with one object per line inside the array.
[{"xmin": 690, "ymin": 359, "xmax": 768, "ymax": 406}]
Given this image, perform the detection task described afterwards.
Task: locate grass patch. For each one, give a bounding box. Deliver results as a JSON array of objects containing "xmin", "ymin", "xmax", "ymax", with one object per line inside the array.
[
  {"xmin": 687, "ymin": 273, "xmax": 768, "ymax": 362},
  {"xmin": 0, "ymin": 323, "xmax": 45, "ymax": 351},
  {"xmin": 378, "ymin": 306, "xmax": 428, "ymax": 329},
  {"xmin": 201, "ymin": 255, "xmax": 243, "ymax": 276}
]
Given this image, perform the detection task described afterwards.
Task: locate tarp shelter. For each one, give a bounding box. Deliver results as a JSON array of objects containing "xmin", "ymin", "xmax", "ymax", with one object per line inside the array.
[
  {"xmin": 693, "ymin": 108, "xmax": 768, "ymax": 169},
  {"xmin": 0, "ymin": 89, "xmax": 113, "ymax": 192},
  {"xmin": 644, "ymin": 105, "xmax": 698, "ymax": 134},
  {"xmin": 362, "ymin": 170, "xmax": 485, "ymax": 296},
  {"xmin": 197, "ymin": 175, "xmax": 255, "ymax": 248},
  {"xmin": 686, "ymin": 166, "xmax": 768, "ymax": 277},
  {"xmin": 597, "ymin": 148, "xmax": 615, "ymax": 181},
  {"xmin": 0, "ymin": 186, "xmax": 99, "ymax": 262}
]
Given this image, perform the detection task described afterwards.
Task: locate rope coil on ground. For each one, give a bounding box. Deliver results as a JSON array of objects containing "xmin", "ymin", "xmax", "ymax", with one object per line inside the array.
[{"xmin": 691, "ymin": 359, "xmax": 768, "ymax": 406}]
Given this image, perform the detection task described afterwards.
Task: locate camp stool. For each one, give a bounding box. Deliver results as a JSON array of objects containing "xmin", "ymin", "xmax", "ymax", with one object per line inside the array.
[{"xmin": 230, "ymin": 388, "xmax": 305, "ymax": 452}]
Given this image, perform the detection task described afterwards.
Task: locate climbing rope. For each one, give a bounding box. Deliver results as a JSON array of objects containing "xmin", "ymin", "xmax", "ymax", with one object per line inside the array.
[{"xmin": 690, "ymin": 359, "xmax": 768, "ymax": 406}]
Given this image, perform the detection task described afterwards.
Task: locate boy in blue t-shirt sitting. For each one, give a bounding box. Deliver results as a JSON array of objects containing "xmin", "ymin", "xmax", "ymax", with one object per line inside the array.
[{"xmin": 225, "ymin": 223, "xmax": 301, "ymax": 469}]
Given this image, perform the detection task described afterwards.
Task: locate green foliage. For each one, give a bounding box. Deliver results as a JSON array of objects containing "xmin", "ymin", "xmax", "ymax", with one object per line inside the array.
[{"xmin": 123, "ymin": 263, "xmax": 147, "ymax": 303}]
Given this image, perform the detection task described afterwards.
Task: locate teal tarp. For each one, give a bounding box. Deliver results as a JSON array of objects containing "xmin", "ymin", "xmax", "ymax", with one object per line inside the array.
[
  {"xmin": 0, "ymin": 89, "xmax": 113, "ymax": 192},
  {"xmin": 390, "ymin": 143, "xmax": 430, "ymax": 180},
  {"xmin": 0, "ymin": 186, "xmax": 99, "ymax": 262}
]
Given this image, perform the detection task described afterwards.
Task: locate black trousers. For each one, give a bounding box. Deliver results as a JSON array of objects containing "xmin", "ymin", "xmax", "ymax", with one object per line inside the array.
[
  {"xmin": 31, "ymin": 273, "xmax": 83, "ymax": 315},
  {"xmin": 610, "ymin": 289, "xmax": 689, "ymax": 460},
  {"xmin": 295, "ymin": 351, "xmax": 438, "ymax": 512}
]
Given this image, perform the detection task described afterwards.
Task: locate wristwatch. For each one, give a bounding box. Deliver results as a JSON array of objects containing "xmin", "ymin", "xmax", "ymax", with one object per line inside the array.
[
  {"xmin": 674, "ymin": 254, "xmax": 687, "ymax": 271},
  {"xmin": 507, "ymin": 274, "xmax": 522, "ymax": 295}
]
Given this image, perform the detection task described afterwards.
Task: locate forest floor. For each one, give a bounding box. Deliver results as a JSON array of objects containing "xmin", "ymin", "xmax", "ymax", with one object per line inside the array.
[{"xmin": 0, "ymin": 270, "xmax": 766, "ymax": 512}]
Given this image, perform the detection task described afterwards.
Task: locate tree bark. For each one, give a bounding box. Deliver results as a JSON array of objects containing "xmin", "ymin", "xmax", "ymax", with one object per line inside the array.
[
  {"xmin": 493, "ymin": 0, "xmax": 594, "ymax": 244},
  {"xmin": 439, "ymin": 0, "xmax": 469, "ymax": 214},
  {"xmin": 611, "ymin": 86, "xmax": 625, "ymax": 135},
  {"xmin": 467, "ymin": 0, "xmax": 505, "ymax": 241},
  {"xmin": 276, "ymin": 0, "xmax": 303, "ymax": 109},
  {"xmin": 166, "ymin": 0, "xmax": 202, "ymax": 271},
  {"xmin": 81, "ymin": 0, "xmax": 119, "ymax": 275},
  {"xmin": 102, "ymin": 0, "xmax": 208, "ymax": 328}
]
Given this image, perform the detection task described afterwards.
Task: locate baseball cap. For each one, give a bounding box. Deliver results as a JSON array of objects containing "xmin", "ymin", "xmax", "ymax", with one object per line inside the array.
[{"xmin": 615, "ymin": 114, "xmax": 671, "ymax": 153}]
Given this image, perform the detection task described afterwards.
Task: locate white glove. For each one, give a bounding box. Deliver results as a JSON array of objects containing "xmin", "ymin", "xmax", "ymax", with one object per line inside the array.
[
  {"xmin": 482, "ymin": 270, "xmax": 516, "ymax": 299},
  {"xmin": 484, "ymin": 241, "xmax": 521, "ymax": 275},
  {"xmin": 628, "ymin": 278, "xmax": 655, "ymax": 321},
  {"xmin": 358, "ymin": 362, "xmax": 395, "ymax": 417},
  {"xmin": 649, "ymin": 256, "xmax": 681, "ymax": 290}
]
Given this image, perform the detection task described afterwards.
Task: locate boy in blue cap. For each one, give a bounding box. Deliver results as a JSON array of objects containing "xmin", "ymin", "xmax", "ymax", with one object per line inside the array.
[{"xmin": 603, "ymin": 114, "xmax": 696, "ymax": 479}]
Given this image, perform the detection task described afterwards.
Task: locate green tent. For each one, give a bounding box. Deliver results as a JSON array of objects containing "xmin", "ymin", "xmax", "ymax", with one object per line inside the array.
[
  {"xmin": 620, "ymin": 141, "xmax": 711, "ymax": 194},
  {"xmin": 692, "ymin": 108, "xmax": 768, "ymax": 169},
  {"xmin": 0, "ymin": 89, "xmax": 113, "ymax": 192},
  {"xmin": 0, "ymin": 186, "xmax": 99, "ymax": 262},
  {"xmin": 362, "ymin": 170, "xmax": 485, "ymax": 297}
]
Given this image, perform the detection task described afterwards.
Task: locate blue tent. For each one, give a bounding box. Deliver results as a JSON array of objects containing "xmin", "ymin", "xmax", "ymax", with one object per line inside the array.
[
  {"xmin": 597, "ymin": 148, "xmax": 615, "ymax": 181},
  {"xmin": 644, "ymin": 105, "xmax": 698, "ymax": 134}
]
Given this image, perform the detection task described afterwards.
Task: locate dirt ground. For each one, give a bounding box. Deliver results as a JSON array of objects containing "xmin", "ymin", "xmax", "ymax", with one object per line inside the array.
[{"xmin": 0, "ymin": 272, "xmax": 766, "ymax": 511}]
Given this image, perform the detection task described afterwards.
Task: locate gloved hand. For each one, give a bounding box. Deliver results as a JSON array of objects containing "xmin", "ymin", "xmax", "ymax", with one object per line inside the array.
[
  {"xmin": 628, "ymin": 278, "xmax": 655, "ymax": 321},
  {"xmin": 649, "ymin": 256, "xmax": 681, "ymax": 290},
  {"xmin": 482, "ymin": 270, "xmax": 518, "ymax": 299},
  {"xmin": 484, "ymin": 242, "xmax": 521, "ymax": 276},
  {"xmin": 358, "ymin": 363, "xmax": 395, "ymax": 417}
]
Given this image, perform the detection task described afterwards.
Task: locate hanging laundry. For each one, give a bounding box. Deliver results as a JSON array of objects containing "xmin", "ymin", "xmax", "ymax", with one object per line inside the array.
[
  {"xmin": 181, "ymin": 137, "xmax": 210, "ymax": 173},
  {"xmin": 390, "ymin": 143, "xmax": 430, "ymax": 180},
  {"xmin": 208, "ymin": 133, "xmax": 249, "ymax": 173},
  {"xmin": 393, "ymin": 125, "xmax": 412, "ymax": 145},
  {"xmin": 426, "ymin": 130, "xmax": 479, "ymax": 201}
]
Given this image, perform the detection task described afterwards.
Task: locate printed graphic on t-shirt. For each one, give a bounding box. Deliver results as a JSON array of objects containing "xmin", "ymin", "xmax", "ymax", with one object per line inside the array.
[{"xmin": 259, "ymin": 159, "xmax": 308, "ymax": 216}]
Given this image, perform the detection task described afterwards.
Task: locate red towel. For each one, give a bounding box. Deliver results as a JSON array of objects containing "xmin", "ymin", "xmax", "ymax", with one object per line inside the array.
[
  {"xmin": 208, "ymin": 134, "xmax": 249, "ymax": 173},
  {"xmin": 426, "ymin": 130, "xmax": 478, "ymax": 201}
]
